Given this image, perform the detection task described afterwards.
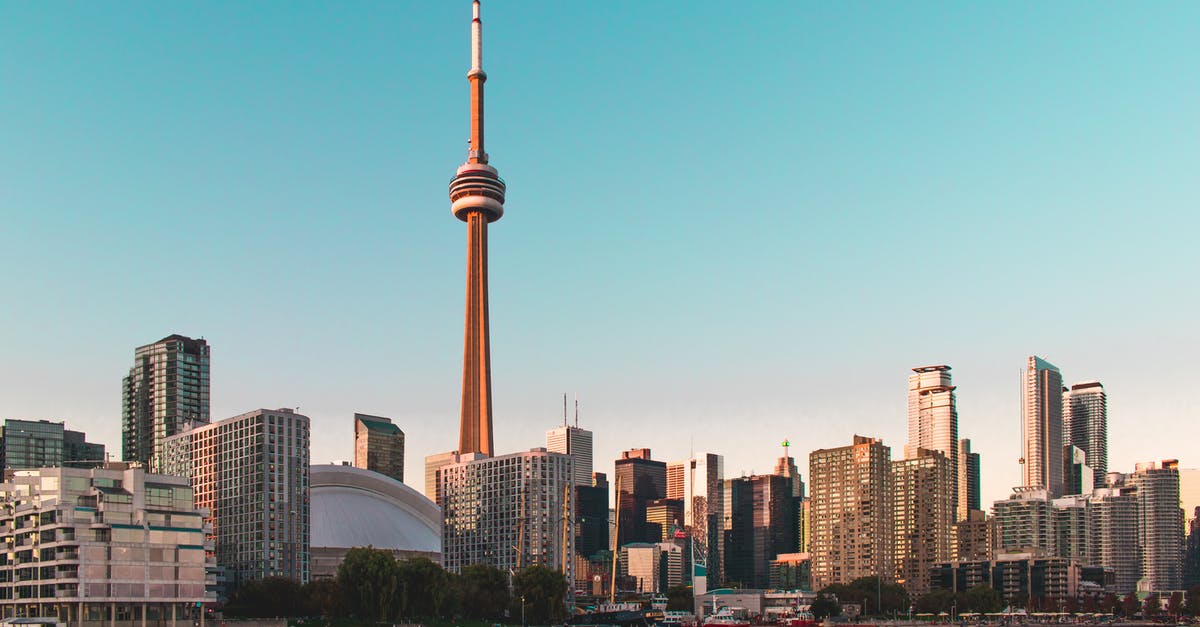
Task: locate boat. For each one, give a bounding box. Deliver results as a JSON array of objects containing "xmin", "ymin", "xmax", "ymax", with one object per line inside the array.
[
  {"xmin": 781, "ymin": 610, "xmax": 817, "ymax": 627},
  {"xmin": 702, "ymin": 607, "xmax": 751, "ymax": 627}
]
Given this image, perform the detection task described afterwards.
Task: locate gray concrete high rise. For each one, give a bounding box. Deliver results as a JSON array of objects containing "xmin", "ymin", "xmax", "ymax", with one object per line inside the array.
[
  {"xmin": 906, "ymin": 365, "xmax": 959, "ymax": 518},
  {"xmin": 1022, "ymin": 356, "xmax": 1064, "ymax": 498},
  {"xmin": 1063, "ymin": 381, "xmax": 1107, "ymax": 489},
  {"xmin": 121, "ymin": 334, "xmax": 210, "ymax": 471}
]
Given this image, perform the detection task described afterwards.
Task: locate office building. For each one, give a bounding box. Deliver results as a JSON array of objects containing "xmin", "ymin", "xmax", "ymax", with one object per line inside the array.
[
  {"xmin": 425, "ymin": 450, "xmax": 458, "ymax": 504},
  {"xmin": 121, "ymin": 334, "xmax": 210, "ymax": 471},
  {"xmin": 0, "ymin": 464, "xmax": 215, "ymax": 621},
  {"xmin": 666, "ymin": 452, "xmax": 724, "ymax": 585},
  {"xmin": 646, "ymin": 498, "xmax": 685, "ymax": 542},
  {"xmin": 959, "ymin": 438, "xmax": 981, "ymax": 518},
  {"xmin": 1185, "ymin": 509, "xmax": 1200, "ymax": 588},
  {"xmin": 615, "ymin": 448, "xmax": 667, "ymax": 546},
  {"xmin": 1131, "ymin": 460, "xmax": 1184, "ymax": 592},
  {"xmin": 892, "ymin": 448, "xmax": 953, "ymax": 596},
  {"xmin": 721, "ymin": 474, "xmax": 795, "ymax": 590},
  {"xmin": 906, "ymin": 365, "xmax": 959, "ymax": 518},
  {"xmin": 546, "ymin": 421, "xmax": 593, "ymax": 487},
  {"xmin": 161, "ymin": 408, "xmax": 311, "ymax": 588},
  {"xmin": 1089, "ymin": 483, "xmax": 1140, "ymax": 593},
  {"xmin": 1021, "ymin": 356, "xmax": 1064, "ymax": 498},
  {"xmin": 1063, "ymin": 445, "xmax": 1095, "ymax": 496},
  {"xmin": 439, "ymin": 448, "xmax": 574, "ymax": 578},
  {"xmin": 0, "ymin": 419, "xmax": 105, "ymax": 470},
  {"xmin": 1063, "ymin": 381, "xmax": 1107, "ymax": 488},
  {"xmin": 1180, "ymin": 468, "xmax": 1200, "ymax": 534},
  {"xmin": 992, "ymin": 488, "xmax": 1053, "ymax": 556},
  {"xmin": 576, "ymin": 472, "xmax": 610, "ymax": 558},
  {"xmin": 353, "ymin": 413, "xmax": 405, "ymax": 483},
  {"xmin": 769, "ymin": 553, "xmax": 811, "ymax": 591},
  {"xmin": 809, "ymin": 435, "xmax": 893, "ymax": 589}
]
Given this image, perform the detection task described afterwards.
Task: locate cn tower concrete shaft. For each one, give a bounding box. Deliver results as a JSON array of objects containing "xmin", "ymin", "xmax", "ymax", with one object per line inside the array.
[{"xmin": 449, "ymin": 0, "xmax": 504, "ymax": 456}]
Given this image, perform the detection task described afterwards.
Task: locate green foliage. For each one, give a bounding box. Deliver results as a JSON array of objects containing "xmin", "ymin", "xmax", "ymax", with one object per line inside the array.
[
  {"xmin": 1187, "ymin": 585, "xmax": 1200, "ymax": 616},
  {"xmin": 913, "ymin": 589, "xmax": 956, "ymax": 614},
  {"xmin": 818, "ymin": 577, "xmax": 909, "ymax": 617},
  {"xmin": 337, "ymin": 547, "xmax": 402, "ymax": 621},
  {"xmin": 666, "ymin": 585, "xmax": 693, "ymax": 611},
  {"xmin": 399, "ymin": 556, "xmax": 455, "ymax": 618},
  {"xmin": 1166, "ymin": 591, "xmax": 1183, "ymax": 617},
  {"xmin": 224, "ymin": 576, "xmax": 305, "ymax": 617},
  {"xmin": 302, "ymin": 578, "xmax": 344, "ymax": 617},
  {"xmin": 1120, "ymin": 592, "xmax": 1140, "ymax": 617},
  {"xmin": 459, "ymin": 563, "xmax": 511, "ymax": 620},
  {"xmin": 512, "ymin": 565, "xmax": 569, "ymax": 625},
  {"xmin": 963, "ymin": 584, "xmax": 1000, "ymax": 613},
  {"xmin": 1143, "ymin": 593, "xmax": 1160, "ymax": 617},
  {"xmin": 809, "ymin": 593, "xmax": 841, "ymax": 619}
]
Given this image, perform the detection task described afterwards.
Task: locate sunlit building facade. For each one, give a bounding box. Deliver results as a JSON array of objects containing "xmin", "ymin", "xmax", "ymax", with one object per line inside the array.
[
  {"xmin": 1022, "ymin": 356, "xmax": 1064, "ymax": 498},
  {"xmin": 906, "ymin": 365, "xmax": 959, "ymax": 519},
  {"xmin": 121, "ymin": 334, "xmax": 210, "ymax": 472},
  {"xmin": 892, "ymin": 449, "xmax": 953, "ymax": 596},
  {"xmin": 353, "ymin": 413, "xmax": 404, "ymax": 483},
  {"xmin": 546, "ymin": 423, "xmax": 593, "ymax": 487},
  {"xmin": 1131, "ymin": 460, "xmax": 1183, "ymax": 592},
  {"xmin": 1063, "ymin": 381, "xmax": 1107, "ymax": 489},
  {"xmin": 809, "ymin": 435, "xmax": 893, "ymax": 589}
]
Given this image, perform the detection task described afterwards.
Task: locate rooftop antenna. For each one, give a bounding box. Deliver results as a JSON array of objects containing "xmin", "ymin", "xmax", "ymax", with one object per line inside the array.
[
  {"xmin": 563, "ymin": 393, "xmax": 568, "ymax": 426},
  {"xmin": 574, "ymin": 393, "xmax": 579, "ymax": 428}
]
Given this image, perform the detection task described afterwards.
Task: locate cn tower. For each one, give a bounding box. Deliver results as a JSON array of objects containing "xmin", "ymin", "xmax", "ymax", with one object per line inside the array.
[{"xmin": 449, "ymin": 0, "xmax": 505, "ymax": 456}]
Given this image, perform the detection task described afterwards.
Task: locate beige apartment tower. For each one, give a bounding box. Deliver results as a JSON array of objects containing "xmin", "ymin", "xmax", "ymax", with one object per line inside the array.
[
  {"xmin": 892, "ymin": 448, "xmax": 953, "ymax": 596},
  {"xmin": 1022, "ymin": 356, "xmax": 1065, "ymax": 498},
  {"xmin": 906, "ymin": 365, "xmax": 959, "ymax": 520},
  {"xmin": 809, "ymin": 435, "xmax": 893, "ymax": 589}
]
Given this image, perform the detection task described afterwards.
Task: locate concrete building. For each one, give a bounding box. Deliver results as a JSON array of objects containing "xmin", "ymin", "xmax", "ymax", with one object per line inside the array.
[
  {"xmin": 809, "ymin": 435, "xmax": 893, "ymax": 589},
  {"xmin": 0, "ymin": 464, "xmax": 215, "ymax": 622},
  {"xmin": 1089, "ymin": 483, "xmax": 1140, "ymax": 593},
  {"xmin": 615, "ymin": 448, "xmax": 667, "ymax": 546},
  {"xmin": 353, "ymin": 413, "xmax": 404, "ymax": 483},
  {"xmin": 0, "ymin": 419, "xmax": 105, "ymax": 470},
  {"xmin": 906, "ymin": 365, "xmax": 959, "ymax": 519},
  {"xmin": 992, "ymin": 488, "xmax": 1053, "ymax": 556},
  {"xmin": 892, "ymin": 449, "xmax": 953, "ymax": 596},
  {"xmin": 953, "ymin": 510, "xmax": 994, "ymax": 562},
  {"xmin": 721, "ymin": 474, "xmax": 795, "ymax": 590},
  {"xmin": 546, "ymin": 421, "xmax": 593, "ymax": 487},
  {"xmin": 1063, "ymin": 381, "xmax": 1107, "ymax": 489},
  {"xmin": 309, "ymin": 464, "xmax": 440, "ymax": 579},
  {"xmin": 931, "ymin": 556, "xmax": 1089, "ymax": 603},
  {"xmin": 161, "ymin": 408, "xmax": 311, "ymax": 588},
  {"xmin": 1052, "ymin": 495, "xmax": 1090, "ymax": 563},
  {"xmin": 1022, "ymin": 356, "xmax": 1064, "ymax": 498},
  {"xmin": 439, "ymin": 449, "xmax": 574, "ymax": 578},
  {"xmin": 1131, "ymin": 460, "xmax": 1184, "ymax": 592},
  {"xmin": 121, "ymin": 334, "xmax": 210, "ymax": 471},
  {"xmin": 959, "ymin": 438, "xmax": 981, "ymax": 519}
]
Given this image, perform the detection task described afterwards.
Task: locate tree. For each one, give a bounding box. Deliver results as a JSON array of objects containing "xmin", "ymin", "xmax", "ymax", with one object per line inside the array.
[
  {"xmin": 1099, "ymin": 593, "xmax": 1118, "ymax": 615},
  {"xmin": 512, "ymin": 565, "xmax": 569, "ymax": 625},
  {"xmin": 337, "ymin": 547, "xmax": 401, "ymax": 621},
  {"xmin": 914, "ymin": 589, "xmax": 956, "ymax": 614},
  {"xmin": 302, "ymin": 578, "xmax": 344, "ymax": 617},
  {"xmin": 962, "ymin": 585, "xmax": 1000, "ymax": 614},
  {"xmin": 458, "ymin": 563, "xmax": 510, "ymax": 620},
  {"xmin": 1187, "ymin": 585, "xmax": 1200, "ymax": 616},
  {"xmin": 666, "ymin": 585, "xmax": 694, "ymax": 611},
  {"xmin": 398, "ymin": 557, "xmax": 454, "ymax": 618},
  {"xmin": 1143, "ymin": 593, "xmax": 1160, "ymax": 618},
  {"xmin": 1120, "ymin": 592, "xmax": 1140, "ymax": 618},
  {"xmin": 1167, "ymin": 591, "xmax": 1183, "ymax": 618},
  {"xmin": 223, "ymin": 577, "xmax": 304, "ymax": 617},
  {"xmin": 810, "ymin": 593, "xmax": 841, "ymax": 620}
]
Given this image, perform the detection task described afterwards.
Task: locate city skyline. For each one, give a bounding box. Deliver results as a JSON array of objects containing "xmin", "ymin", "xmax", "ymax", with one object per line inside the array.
[{"xmin": 3, "ymin": 2, "xmax": 1199, "ymax": 510}]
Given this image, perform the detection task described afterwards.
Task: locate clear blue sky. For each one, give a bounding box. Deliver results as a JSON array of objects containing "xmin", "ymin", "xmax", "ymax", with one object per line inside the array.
[{"xmin": 2, "ymin": 2, "xmax": 1198, "ymax": 505}]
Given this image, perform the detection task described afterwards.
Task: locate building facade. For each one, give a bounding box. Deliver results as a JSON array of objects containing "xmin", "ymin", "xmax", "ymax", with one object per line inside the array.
[
  {"xmin": 1063, "ymin": 381, "xmax": 1107, "ymax": 490},
  {"xmin": 809, "ymin": 436, "xmax": 893, "ymax": 589},
  {"xmin": 161, "ymin": 408, "xmax": 311, "ymax": 588},
  {"xmin": 992, "ymin": 488, "xmax": 1053, "ymax": 556},
  {"xmin": 1131, "ymin": 460, "xmax": 1183, "ymax": 592},
  {"xmin": 892, "ymin": 449, "xmax": 953, "ymax": 596},
  {"xmin": 721, "ymin": 474, "xmax": 795, "ymax": 590},
  {"xmin": 666, "ymin": 453, "xmax": 723, "ymax": 586},
  {"xmin": 576, "ymin": 472, "xmax": 609, "ymax": 558},
  {"xmin": 615, "ymin": 449, "xmax": 667, "ymax": 547},
  {"xmin": 353, "ymin": 413, "xmax": 405, "ymax": 483},
  {"xmin": 906, "ymin": 366, "xmax": 959, "ymax": 519},
  {"xmin": 546, "ymin": 423, "xmax": 593, "ymax": 487},
  {"xmin": 959, "ymin": 438, "xmax": 981, "ymax": 518},
  {"xmin": 121, "ymin": 335, "xmax": 210, "ymax": 472},
  {"xmin": 953, "ymin": 510, "xmax": 994, "ymax": 562},
  {"xmin": 1089, "ymin": 484, "xmax": 1140, "ymax": 593},
  {"xmin": 0, "ymin": 465, "xmax": 214, "ymax": 621},
  {"xmin": 0, "ymin": 419, "xmax": 105, "ymax": 470},
  {"xmin": 1022, "ymin": 356, "xmax": 1064, "ymax": 498},
  {"xmin": 439, "ymin": 449, "xmax": 574, "ymax": 579}
]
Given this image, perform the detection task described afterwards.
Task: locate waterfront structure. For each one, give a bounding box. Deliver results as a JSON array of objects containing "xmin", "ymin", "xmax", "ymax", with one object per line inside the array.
[
  {"xmin": 930, "ymin": 556, "xmax": 1096, "ymax": 603},
  {"xmin": 906, "ymin": 365, "xmax": 959, "ymax": 518},
  {"xmin": 1089, "ymin": 483, "xmax": 1140, "ymax": 593},
  {"xmin": 161, "ymin": 408, "xmax": 311, "ymax": 587},
  {"xmin": 1021, "ymin": 356, "xmax": 1065, "ymax": 498},
  {"xmin": 0, "ymin": 464, "xmax": 214, "ymax": 621},
  {"xmin": 721, "ymin": 474, "xmax": 795, "ymax": 590},
  {"xmin": 576, "ymin": 472, "xmax": 609, "ymax": 558},
  {"xmin": 615, "ymin": 448, "xmax": 667, "ymax": 546},
  {"xmin": 546, "ymin": 420, "xmax": 593, "ymax": 487},
  {"xmin": 309, "ymin": 464, "xmax": 440, "ymax": 579},
  {"xmin": 892, "ymin": 448, "xmax": 953, "ymax": 596},
  {"xmin": 953, "ymin": 510, "xmax": 994, "ymax": 562},
  {"xmin": 1063, "ymin": 381, "xmax": 1107, "ymax": 488},
  {"xmin": 809, "ymin": 435, "xmax": 893, "ymax": 589},
  {"xmin": 121, "ymin": 334, "xmax": 210, "ymax": 471},
  {"xmin": 959, "ymin": 438, "xmax": 981, "ymax": 518},
  {"xmin": 0, "ymin": 419, "xmax": 105, "ymax": 470},
  {"xmin": 353, "ymin": 413, "xmax": 405, "ymax": 483},
  {"xmin": 439, "ymin": 448, "xmax": 574, "ymax": 577},
  {"xmin": 1131, "ymin": 460, "xmax": 1184, "ymax": 591},
  {"xmin": 992, "ymin": 488, "xmax": 1053, "ymax": 556},
  {"xmin": 451, "ymin": 0, "xmax": 507, "ymax": 458}
]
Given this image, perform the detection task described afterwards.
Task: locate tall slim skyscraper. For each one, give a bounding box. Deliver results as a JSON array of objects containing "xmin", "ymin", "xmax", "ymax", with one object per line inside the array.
[
  {"xmin": 615, "ymin": 448, "xmax": 667, "ymax": 546},
  {"xmin": 906, "ymin": 365, "xmax": 958, "ymax": 518},
  {"xmin": 1063, "ymin": 381, "xmax": 1107, "ymax": 488},
  {"xmin": 1132, "ymin": 460, "xmax": 1184, "ymax": 592},
  {"xmin": 122, "ymin": 334, "xmax": 210, "ymax": 471},
  {"xmin": 1021, "ymin": 356, "xmax": 1065, "ymax": 498},
  {"xmin": 666, "ymin": 453, "xmax": 723, "ymax": 589},
  {"xmin": 451, "ymin": 0, "xmax": 506, "ymax": 457},
  {"xmin": 547, "ymin": 421, "xmax": 593, "ymax": 487},
  {"xmin": 809, "ymin": 435, "xmax": 893, "ymax": 589},
  {"xmin": 958, "ymin": 438, "xmax": 981, "ymax": 517},
  {"xmin": 354, "ymin": 413, "xmax": 405, "ymax": 483}
]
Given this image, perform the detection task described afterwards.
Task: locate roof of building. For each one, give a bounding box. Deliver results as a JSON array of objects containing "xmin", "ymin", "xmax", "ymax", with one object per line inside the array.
[
  {"xmin": 310, "ymin": 464, "xmax": 440, "ymax": 554},
  {"xmin": 354, "ymin": 413, "xmax": 402, "ymax": 435}
]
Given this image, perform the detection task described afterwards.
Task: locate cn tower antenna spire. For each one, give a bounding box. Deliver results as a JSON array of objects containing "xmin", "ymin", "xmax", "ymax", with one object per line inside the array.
[{"xmin": 451, "ymin": 0, "xmax": 506, "ymax": 457}]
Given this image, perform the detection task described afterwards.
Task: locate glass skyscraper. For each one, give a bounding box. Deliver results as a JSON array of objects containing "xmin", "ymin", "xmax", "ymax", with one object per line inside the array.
[
  {"xmin": 121, "ymin": 334, "xmax": 210, "ymax": 471},
  {"xmin": 1022, "ymin": 356, "xmax": 1064, "ymax": 498},
  {"xmin": 1063, "ymin": 381, "xmax": 1107, "ymax": 489}
]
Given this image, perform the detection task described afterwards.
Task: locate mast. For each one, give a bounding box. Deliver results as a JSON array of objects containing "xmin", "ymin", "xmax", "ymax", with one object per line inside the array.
[{"xmin": 610, "ymin": 474, "xmax": 621, "ymax": 604}]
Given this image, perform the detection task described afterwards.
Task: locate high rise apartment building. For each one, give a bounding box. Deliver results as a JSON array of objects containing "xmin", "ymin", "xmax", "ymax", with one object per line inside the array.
[
  {"xmin": 892, "ymin": 449, "xmax": 953, "ymax": 596},
  {"xmin": 992, "ymin": 488, "xmax": 1053, "ymax": 556},
  {"xmin": 906, "ymin": 366, "xmax": 959, "ymax": 518},
  {"xmin": 953, "ymin": 510, "xmax": 994, "ymax": 562},
  {"xmin": 353, "ymin": 413, "xmax": 405, "ymax": 483},
  {"xmin": 546, "ymin": 422, "xmax": 593, "ymax": 487},
  {"xmin": 959, "ymin": 438, "xmax": 981, "ymax": 518},
  {"xmin": 0, "ymin": 464, "xmax": 215, "ymax": 621},
  {"xmin": 1063, "ymin": 381, "xmax": 1107, "ymax": 489},
  {"xmin": 1021, "ymin": 356, "xmax": 1064, "ymax": 498},
  {"xmin": 0, "ymin": 419, "xmax": 105, "ymax": 470},
  {"xmin": 161, "ymin": 408, "xmax": 311, "ymax": 588},
  {"xmin": 1132, "ymin": 460, "xmax": 1184, "ymax": 591},
  {"xmin": 1089, "ymin": 483, "xmax": 1141, "ymax": 593},
  {"xmin": 721, "ymin": 474, "xmax": 795, "ymax": 590},
  {"xmin": 121, "ymin": 334, "xmax": 210, "ymax": 471},
  {"xmin": 439, "ymin": 449, "xmax": 574, "ymax": 578},
  {"xmin": 809, "ymin": 436, "xmax": 893, "ymax": 589},
  {"xmin": 615, "ymin": 448, "xmax": 667, "ymax": 546}
]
